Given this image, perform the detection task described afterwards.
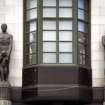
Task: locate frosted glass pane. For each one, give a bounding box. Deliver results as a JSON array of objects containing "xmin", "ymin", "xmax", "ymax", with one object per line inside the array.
[
  {"xmin": 43, "ymin": 53, "xmax": 56, "ymax": 63},
  {"xmin": 43, "ymin": 8, "xmax": 56, "ymax": 17},
  {"xmin": 30, "ymin": 21, "xmax": 36, "ymax": 31},
  {"xmin": 59, "ymin": 53, "xmax": 72, "ymax": 63},
  {"xmin": 78, "ymin": 9, "xmax": 85, "ymax": 20},
  {"xmin": 29, "ymin": 43, "xmax": 36, "ymax": 53},
  {"xmin": 59, "ymin": 0, "xmax": 72, "ymax": 7},
  {"xmin": 59, "ymin": 31, "xmax": 72, "ymax": 41},
  {"xmin": 43, "ymin": 31, "xmax": 56, "ymax": 41},
  {"xmin": 59, "ymin": 42, "xmax": 72, "ymax": 52},
  {"xmin": 43, "ymin": 42, "xmax": 56, "ymax": 52},
  {"xmin": 30, "ymin": 32, "xmax": 36, "ymax": 43},
  {"xmin": 78, "ymin": 21, "xmax": 85, "ymax": 32},
  {"xmin": 59, "ymin": 21, "xmax": 72, "ymax": 30},
  {"xmin": 27, "ymin": 0, "xmax": 37, "ymax": 9},
  {"xmin": 29, "ymin": 54, "xmax": 36, "ymax": 64},
  {"xmin": 78, "ymin": 0, "xmax": 84, "ymax": 9},
  {"xmin": 59, "ymin": 8, "xmax": 72, "ymax": 17},
  {"xmin": 43, "ymin": 21, "xmax": 56, "ymax": 30},
  {"xmin": 43, "ymin": 0, "xmax": 56, "ymax": 6},
  {"xmin": 27, "ymin": 9, "xmax": 37, "ymax": 20}
]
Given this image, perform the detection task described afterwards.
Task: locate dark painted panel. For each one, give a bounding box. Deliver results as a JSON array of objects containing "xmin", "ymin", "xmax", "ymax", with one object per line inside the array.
[
  {"xmin": 22, "ymin": 86, "xmax": 92, "ymax": 104},
  {"xmin": 22, "ymin": 65, "xmax": 92, "ymax": 103},
  {"xmin": 23, "ymin": 65, "xmax": 92, "ymax": 86},
  {"xmin": 38, "ymin": 66, "xmax": 79, "ymax": 84},
  {"xmin": 23, "ymin": 68, "xmax": 38, "ymax": 86},
  {"xmin": 78, "ymin": 67, "xmax": 92, "ymax": 85}
]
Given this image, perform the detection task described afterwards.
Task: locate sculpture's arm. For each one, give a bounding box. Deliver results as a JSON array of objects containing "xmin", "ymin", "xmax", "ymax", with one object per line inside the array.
[{"xmin": 7, "ymin": 35, "xmax": 13, "ymax": 57}]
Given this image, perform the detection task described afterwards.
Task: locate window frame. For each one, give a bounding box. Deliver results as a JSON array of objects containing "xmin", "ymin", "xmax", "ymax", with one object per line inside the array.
[{"xmin": 23, "ymin": 0, "xmax": 91, "ymax": 66}]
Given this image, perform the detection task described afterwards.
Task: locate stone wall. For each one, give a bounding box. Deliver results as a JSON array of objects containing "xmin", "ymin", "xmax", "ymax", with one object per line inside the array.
[
  {"xmin": 0, "ymin": 0, "xmax": 23, "ymax": 87},
  {"xmin": 91, "ymin": 0, "xmax": 105, "ymax": 88}
]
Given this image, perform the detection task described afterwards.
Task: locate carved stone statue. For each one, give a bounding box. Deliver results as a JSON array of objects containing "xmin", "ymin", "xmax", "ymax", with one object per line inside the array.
[{"xmin": 0, "ymin": 24, "xmax": 13, "ymax": 81}]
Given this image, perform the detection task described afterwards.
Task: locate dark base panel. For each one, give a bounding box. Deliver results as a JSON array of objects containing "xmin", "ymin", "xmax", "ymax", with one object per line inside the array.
[
  {"xmin": 23, "ymin": 86, "xmax": 92, "ymax": 103},
  {"xmin": 22, "ymin": 65, "xmax": 92, "ymax": 104},
  {"xmin": 10, "ymin": 87, "xmax": 104, "ymax": 105}
]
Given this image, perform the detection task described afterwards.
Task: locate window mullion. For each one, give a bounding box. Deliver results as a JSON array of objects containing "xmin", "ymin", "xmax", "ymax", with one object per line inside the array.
[
  {"xmin": 37, "ymin": 0, "xmax": 43, "ymax": 64},
  {"xmin": 56, "ymin": 0, "xmax": 59, "ymax": 63},
  {"xmin": 73, "ymin": 0, "xmax": 78, "ymax": 64}
]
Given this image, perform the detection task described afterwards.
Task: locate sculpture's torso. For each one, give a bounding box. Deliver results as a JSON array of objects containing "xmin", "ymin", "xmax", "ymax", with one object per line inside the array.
[{"xmin": 0, "ymin": 34, "xmax": 11, "ymax": 53}]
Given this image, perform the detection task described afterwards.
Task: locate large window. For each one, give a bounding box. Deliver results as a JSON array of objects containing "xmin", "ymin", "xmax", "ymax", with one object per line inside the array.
[{"xmin": 24, "ymin": 0, "xmax": 90, "ymax": 65}]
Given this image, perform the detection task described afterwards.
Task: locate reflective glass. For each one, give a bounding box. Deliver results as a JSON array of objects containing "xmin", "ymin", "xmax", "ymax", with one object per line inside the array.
[
  {"xmin": 43, "ymin": 0, "xmax": 56, "ymax": 6},
  {"xmin": 30, "ymin": 32, "xmax": 36, "ymax": 43},
  {"xmin": 29, "ymin": 54, "xmax": 36, "ymax": 64},
  {"xmin": 43, "ymin": 8, "xmax": 56, "ymax": 17},
  {"xmin": 59, "ymin": 21, "xmax": 72, "ymax": 30},
  {"xmin": 43, "ymin": 31, "xmax": 56, "ymax": 41},
  {"xmin": 59, "ymin": 42, "xmax": 72, "ymax": 52},
  {"xmin": 30, "ymin": 21, "xmax": 36, "ymax": 31},
  {"xmin": 78, "ymin": 0, "xmax": 84, "ymax": 9},
  {"xmin": 29, "ymin": 43, "xmax": 36, "ymax": 54},
  {"xmin": 43, "ymin": 53, "xmax": 56, "ymax": 63},
  {"xmin": 59, "ymin": 0, "xmax": 72, "ymax": 7},
  {"xmin": 79, "ymin": 55, "xmax": 83, "ymax": 64},
  {"xmin": 43, "ymin": 20, "xmax": 56, "ymax": 30},
  {"xmin": 79, "ymin": 44, "xmax": 85, "ymax": 54},
  {"xmin": 59, "ymin": 8, "xmax": 72, "ymax": 17},
  {"xmin": 78, "ymin": 32, "xmax": 85, "ymax": 43},
  {"xmin": 78, "ymin": 21, "xmax": 85, "ymax": 32},
  {"xmin": 59, "ymin": 31, "xmax": 72, "ymax": 41},
  {"xmin": 83, "ymin": 55, "xmax": 85, "ymax": 64},
  {"xmin": 43, "ymin": 42, "xmax": 56, "ymax": 52},
  {"xmin": 59, "ymin": 53, "xmax": 72, "ymax": 63},
  {"xmin": 78, "ymin": 9, "xmax": 85, "ymax": 20},
  {"xmin": 27, "ymin": 0, "xmax": 37, "ymax": 9},
  {"xmin": 26, "ymin": 9, "xmax": 37, "ymax": 20}
]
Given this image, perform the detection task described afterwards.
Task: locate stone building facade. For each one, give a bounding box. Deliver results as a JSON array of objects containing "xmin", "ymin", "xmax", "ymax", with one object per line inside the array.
[{"xmin": 0, "ymin": 0, "xmax": 105, "ymax": 105}]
